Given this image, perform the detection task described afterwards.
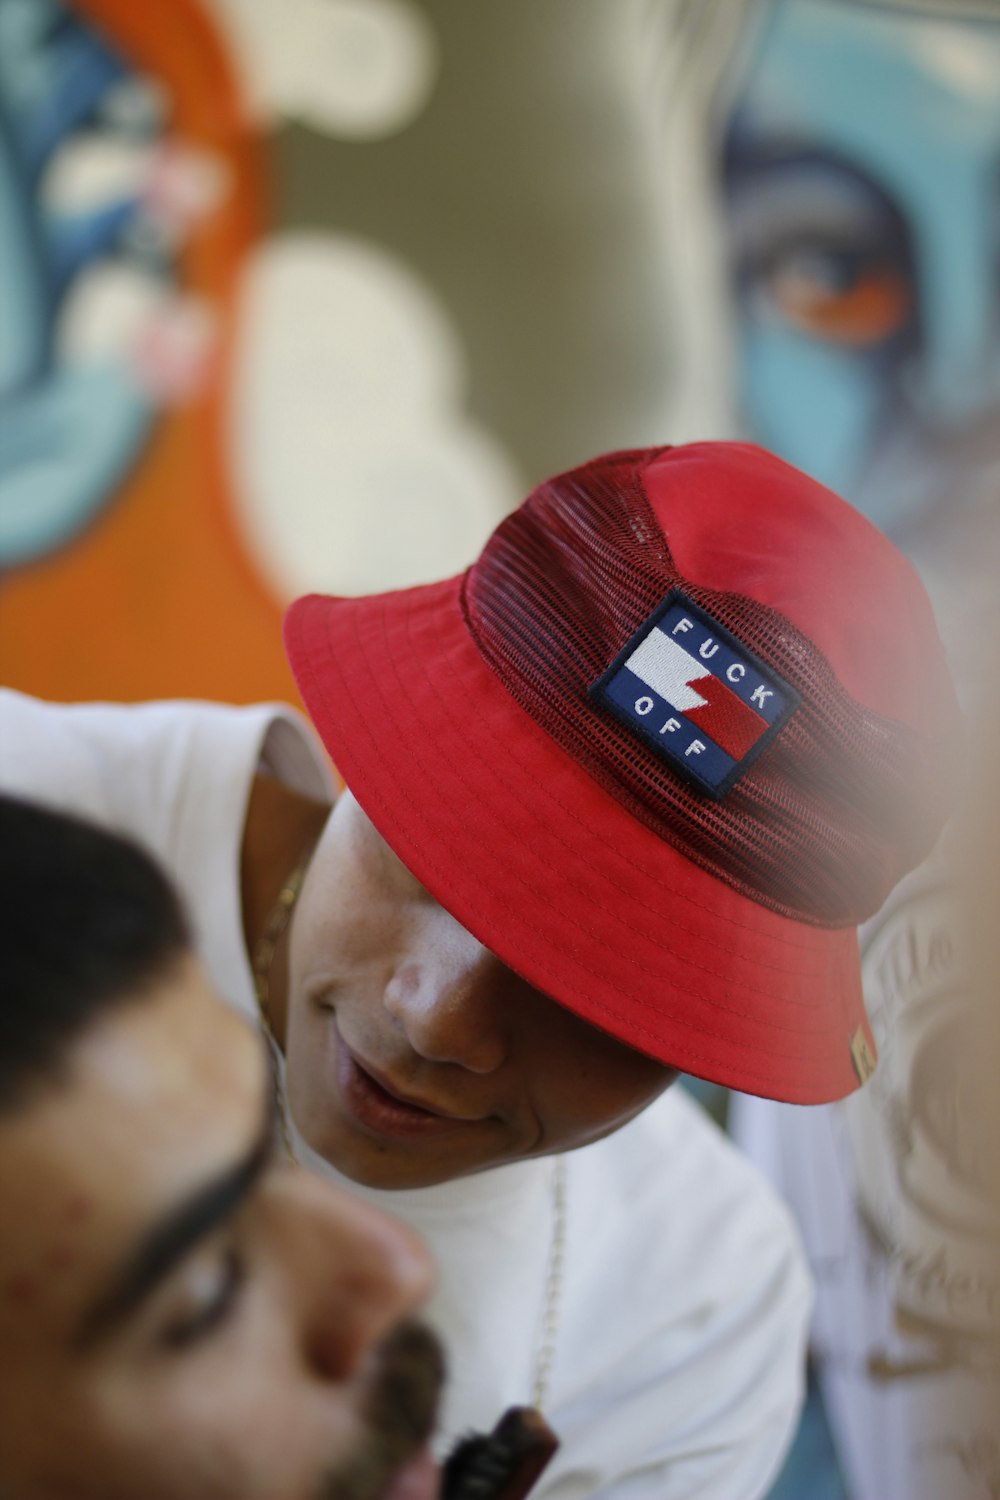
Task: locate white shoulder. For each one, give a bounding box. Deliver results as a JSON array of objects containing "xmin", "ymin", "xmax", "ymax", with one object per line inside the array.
[{"xmin": 0, "ymin": 689, "xmax": 329, "ymax": 844}]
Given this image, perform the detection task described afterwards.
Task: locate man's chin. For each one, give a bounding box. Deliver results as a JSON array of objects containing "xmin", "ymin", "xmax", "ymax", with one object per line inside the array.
[
  {"xmin": 308, "ymin": 1119, "xmax": 483, "ymax": 1192},
  {"xmin": 321, "ymin": 1321, "xmax": 445, "ymax": 1500}
]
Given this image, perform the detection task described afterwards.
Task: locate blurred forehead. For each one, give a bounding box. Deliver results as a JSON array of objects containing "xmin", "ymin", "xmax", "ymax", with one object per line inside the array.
[{"xmin": 0, "ymin": 959, "xmax": 265, "ymax": 1340}]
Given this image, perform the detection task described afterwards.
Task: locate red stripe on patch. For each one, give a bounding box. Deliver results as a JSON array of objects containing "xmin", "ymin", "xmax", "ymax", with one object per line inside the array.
[{"xmin": 684, "ymin": 672, "xmax": 768, "ymax": 759}]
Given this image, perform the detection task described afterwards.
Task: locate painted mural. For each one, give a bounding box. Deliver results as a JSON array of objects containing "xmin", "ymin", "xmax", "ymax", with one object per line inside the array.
[
  {"xmin": 0, "ymin": 0, "xmax": 676, "ymax": 705},
  {"xmin": 0, "ymin": 0, "xmax": 527, "ymax": 703},
  {"xmin": 0, "ymin": 0, "xmax": 285, "ymax": 700},
  {"xmin": 651, "ymin": 0, "xmax": 1000, "ymax": 578}
]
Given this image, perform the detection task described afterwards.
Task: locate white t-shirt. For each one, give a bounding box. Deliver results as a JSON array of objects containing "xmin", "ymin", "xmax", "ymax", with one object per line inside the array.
[{"xmin": 0, "ymin": 688, "xmax": 811, "ymax": 1500}]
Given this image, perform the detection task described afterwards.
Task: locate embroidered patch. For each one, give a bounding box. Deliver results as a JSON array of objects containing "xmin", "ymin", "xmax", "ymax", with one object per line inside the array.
[
  {"xmin": 850, "ymin": 1025, "xmax": 878, "ymax": 1085},
  {"xmin": 590, "ymin": 591, "xmax": 800, "ymax": 798}
]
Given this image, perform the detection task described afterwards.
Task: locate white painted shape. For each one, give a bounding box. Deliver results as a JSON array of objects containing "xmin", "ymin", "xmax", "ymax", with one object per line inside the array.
[
  {"xmin": 206, "ymin": 0, "xmax": 437, "ymax": 138},
  {"xmin": 58, "ymin": 264, "xmax": 170, "ymax": 362},
  {"xmin": 57, "ymin": 263, "xmax": 216, "ymax": 401},
  {"xmin": 625, "ymin": 627, "xmax": 710, "ymax": 711},
  {"xmin": 40, "ymin": 138, "xmax": 158, "ymax": 215},
  {"xmin": 41, "ymin": 136, "xmax": 228, "ymax": 255},
  {"xmin": 229, "ymin": 232, "xmax": 522, "ymax": 598},
  {"xmin": 911, "ymin": 22, "xmax": 1000, "ymax": 102}
]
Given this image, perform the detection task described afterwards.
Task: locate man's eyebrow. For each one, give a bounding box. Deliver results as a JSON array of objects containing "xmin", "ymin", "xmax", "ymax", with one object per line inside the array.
[{"xmin": 74, "ymin": 1066, "xmax": 278, "ymax": 1351}]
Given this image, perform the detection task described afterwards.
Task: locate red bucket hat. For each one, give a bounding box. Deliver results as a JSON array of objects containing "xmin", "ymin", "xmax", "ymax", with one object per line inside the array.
[{"xmin": 284, "ymin": 442, "xmax": 955, "ymax": 1104}]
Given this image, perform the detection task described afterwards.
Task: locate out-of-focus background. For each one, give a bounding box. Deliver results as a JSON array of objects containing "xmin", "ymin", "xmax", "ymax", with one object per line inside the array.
[
  {"xmin": 0, "ymin": 0, "xmax": 678, "ymax": 701},
  {"xmin": 3, "ymin": 2, "xmax": 1000, "ymax": 1496},
  {"xmin": 5, "ymin": 0, "xmax": 1000, "ymax": 697}
]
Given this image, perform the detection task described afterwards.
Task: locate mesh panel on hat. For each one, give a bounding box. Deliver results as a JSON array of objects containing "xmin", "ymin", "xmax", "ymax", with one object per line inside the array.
[{"xmin": 463, "ymin": 449, "xmax": 944, "ymax": 928}]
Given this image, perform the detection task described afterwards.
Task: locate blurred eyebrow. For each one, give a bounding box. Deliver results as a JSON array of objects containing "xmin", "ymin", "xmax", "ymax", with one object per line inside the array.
[{"xmin": 73, "ymin": 1064, "xmax": 278, "ymax": 1351}]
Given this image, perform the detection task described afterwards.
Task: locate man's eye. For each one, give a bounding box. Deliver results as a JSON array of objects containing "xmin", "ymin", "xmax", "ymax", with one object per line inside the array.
[
  {"xmin": 758, "ymin": 243, "xmax": 911, "ymax": 347},
  {"xmin": 158, "ymin": 1247, "xmax": 246, "ymax": 1351}
]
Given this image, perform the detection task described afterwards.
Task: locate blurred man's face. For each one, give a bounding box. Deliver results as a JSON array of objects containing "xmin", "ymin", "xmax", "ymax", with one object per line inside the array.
[{"xmin": 0, "ymin": 956, "xmax": 444, "ymax": 1500}]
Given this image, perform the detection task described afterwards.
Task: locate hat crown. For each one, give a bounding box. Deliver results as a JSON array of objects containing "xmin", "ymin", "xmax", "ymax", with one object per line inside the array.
[{"xmin": 465, "ymin": 442, "xmax": 954, "ymax": 928}]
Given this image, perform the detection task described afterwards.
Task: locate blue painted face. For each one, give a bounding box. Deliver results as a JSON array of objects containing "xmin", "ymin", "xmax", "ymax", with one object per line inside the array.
[
  {"xmin": 0, "ymin": 0, "xmax": 160, "ymax": 568},
  {"xmin": 722, "ymin": 0, "xmax": 1000, "ymax": 538}
]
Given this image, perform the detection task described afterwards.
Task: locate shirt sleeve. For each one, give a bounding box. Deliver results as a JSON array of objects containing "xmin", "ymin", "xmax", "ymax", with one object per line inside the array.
[{"xmin": 0, "ymin": 688, "xmax": 330, "ymax": 853}]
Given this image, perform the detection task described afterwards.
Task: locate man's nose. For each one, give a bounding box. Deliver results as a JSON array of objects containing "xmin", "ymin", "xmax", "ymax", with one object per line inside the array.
[
  {"xmin": 382, "ymin": 920, "xmax": 509, "ymax": 1074},
  {"xmin": 275, "ymin": 1170, "xmax": 435, "ymax": 1382}
]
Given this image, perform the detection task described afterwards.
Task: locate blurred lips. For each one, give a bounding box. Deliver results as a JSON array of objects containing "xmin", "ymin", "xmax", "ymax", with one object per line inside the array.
[{"xmin": 334, "ymin": 1032, "xmax": 487, "ymax": 1138}]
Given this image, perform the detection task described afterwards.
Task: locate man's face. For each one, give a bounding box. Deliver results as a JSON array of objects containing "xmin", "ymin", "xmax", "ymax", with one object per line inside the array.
[
  {"xmin": 0, "ymin": 957, "xmax": 443, "ymax": 1500},
  {"xmin": 286, "ymin": 793, "xmax": 677, "ymax": 1190}
]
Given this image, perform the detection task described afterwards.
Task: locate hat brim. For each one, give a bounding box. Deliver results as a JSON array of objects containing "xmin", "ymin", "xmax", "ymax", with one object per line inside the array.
[{"xmin": 284, "ymin": 579, "xmax": 870, "ymax": 1104}]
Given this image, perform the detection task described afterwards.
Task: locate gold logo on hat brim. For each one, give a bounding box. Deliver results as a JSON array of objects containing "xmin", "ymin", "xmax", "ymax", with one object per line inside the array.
[{"xmin": 850, "ymin": 1025, "xmax": 878, "ymax": 1085}]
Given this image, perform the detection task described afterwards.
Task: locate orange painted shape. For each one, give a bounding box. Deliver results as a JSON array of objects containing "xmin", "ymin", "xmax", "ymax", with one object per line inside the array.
[{"xmin": 0, "ymin": 0, "xmax": 303, "ymax": 711}]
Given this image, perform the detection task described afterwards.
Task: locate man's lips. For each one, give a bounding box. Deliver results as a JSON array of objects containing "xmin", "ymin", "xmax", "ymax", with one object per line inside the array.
[
  {"xmin": 334, "ymin": 1032, "xmax": 489, "ymax": 1139},
  {"xmin": 354, "ymin": 1050, "xmax": 483, "ymax": 1121}
]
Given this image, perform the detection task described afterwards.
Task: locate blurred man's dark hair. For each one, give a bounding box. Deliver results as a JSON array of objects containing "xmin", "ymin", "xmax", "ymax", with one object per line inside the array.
[{"xmin": 0, "ymin": 794, "xmax": 190, "ymax": 1109}]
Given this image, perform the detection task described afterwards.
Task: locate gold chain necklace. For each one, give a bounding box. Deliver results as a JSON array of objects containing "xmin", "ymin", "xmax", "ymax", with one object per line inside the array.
[
  {"xmin": 250, "ymin": 850, "xmax": 567, "ymax": 1413},
  {"xmin": 532, "ymin": 1154, "xmax": 567, "ymax": 1411},
  {"xmin": 252, "ymin": 846, "xmax": 313, "ymax": 1162}
]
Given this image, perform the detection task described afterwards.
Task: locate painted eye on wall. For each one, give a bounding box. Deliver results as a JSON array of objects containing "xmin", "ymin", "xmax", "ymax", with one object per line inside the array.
[
  {"xmin": 721, "ymin": 143, "xmax": 916, "ymax": 356},
  {"xmin": 760, "ymin": 242, "xmax": 912, "ymax": 347}
]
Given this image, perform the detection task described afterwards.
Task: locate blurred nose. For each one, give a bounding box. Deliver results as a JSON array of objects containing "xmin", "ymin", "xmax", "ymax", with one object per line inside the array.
[
  {"xmin": 382, "ymin": 913, "xmax": 509, "ymax": 1074},
  {"xmin": 274, "ymin": 1169, "xmax": 434, "ymax": 1382}
]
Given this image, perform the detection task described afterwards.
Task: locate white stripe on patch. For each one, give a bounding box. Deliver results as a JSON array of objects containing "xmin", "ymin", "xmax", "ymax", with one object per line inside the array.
[{"xmin": 625, "ymin": 628, "xmax": 710, "ymax": 712}]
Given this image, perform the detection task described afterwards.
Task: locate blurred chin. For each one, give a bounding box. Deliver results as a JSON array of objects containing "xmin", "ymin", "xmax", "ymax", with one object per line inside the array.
[
  {"xmin": 316, "ymin": 1321, "xmax": 445, "ymax": 1500},
  {"xmin": 315, "ymin": 1126, "xmax": 483, "ymax": 1191}
]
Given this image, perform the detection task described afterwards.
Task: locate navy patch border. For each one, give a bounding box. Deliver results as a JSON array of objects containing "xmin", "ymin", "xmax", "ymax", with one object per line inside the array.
[{"xmin": 588, "ymin": 588, "xmax": 802, "ymax": 800}]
